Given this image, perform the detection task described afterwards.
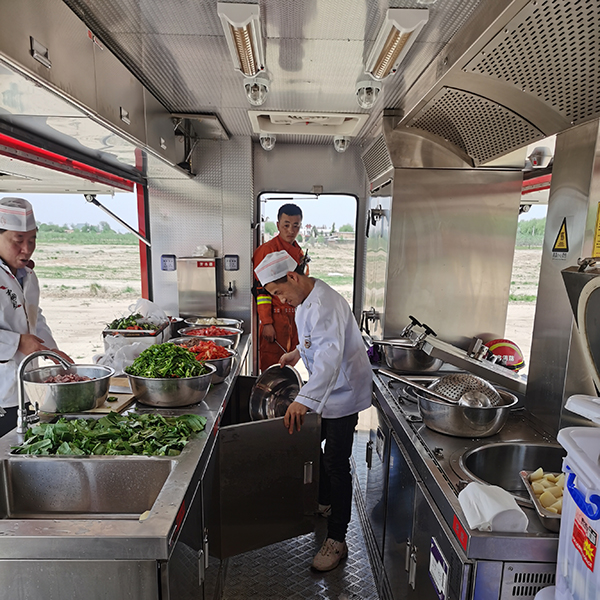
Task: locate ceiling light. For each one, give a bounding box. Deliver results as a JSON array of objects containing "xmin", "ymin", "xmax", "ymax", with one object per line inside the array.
[
  {"xmin": 218, "ymin": 2, "xmax": 266, "ymax": 78},
  {"xmin": 244, "ymin": 75, "xmax": 269, "ymax": 106},
  {"xmin": 260, "ymin": 133, "xmax": 276, "ymax": 151},
  {"xmin": 333, "ymin": 136, "xmax": 350, "ymax": 153},
  {"xmin": 366, "ymin": 8, "xmax": 429, "ymax": 80},
  {"xmin": 356, "ymin": 79, "xmax": 382, "ymax": 109}
]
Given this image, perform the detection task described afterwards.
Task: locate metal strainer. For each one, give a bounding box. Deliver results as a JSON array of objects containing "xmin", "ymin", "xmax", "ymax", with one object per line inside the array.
[{"xmin": 428, "ymin": 373, "xmax": 502, "ymax": 406}]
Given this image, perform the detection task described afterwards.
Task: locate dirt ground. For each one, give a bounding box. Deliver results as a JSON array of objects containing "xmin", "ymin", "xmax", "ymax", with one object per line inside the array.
[{"xmin": 34, "ymin": 242, "xmax": 542, "ymax": 370}]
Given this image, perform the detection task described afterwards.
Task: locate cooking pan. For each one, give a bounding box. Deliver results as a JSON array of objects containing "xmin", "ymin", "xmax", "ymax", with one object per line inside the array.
[{"xmin": 379, "ymin": 339, "xmax": 443, "ymax": 372}]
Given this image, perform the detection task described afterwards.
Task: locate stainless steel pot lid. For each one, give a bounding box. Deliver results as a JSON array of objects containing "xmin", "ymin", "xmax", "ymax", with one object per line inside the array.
[{"xmin": 249, "ymin": 365, "xmax": 303, "ymax": 421}]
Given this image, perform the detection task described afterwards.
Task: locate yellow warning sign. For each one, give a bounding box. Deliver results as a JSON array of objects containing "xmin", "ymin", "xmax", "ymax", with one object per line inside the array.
[
  {"xmin": 593, "ymin": 203, "xmax": 600, "ymax": 257},
  {"xmin": 552, "ymin": 217, "xmax": 569, "ymax": 253}
]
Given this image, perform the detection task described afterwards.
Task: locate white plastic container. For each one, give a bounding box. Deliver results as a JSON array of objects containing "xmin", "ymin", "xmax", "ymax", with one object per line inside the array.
[{"xmin": 555, "ymin": 427, "xmax": 600, "ymax": 600}]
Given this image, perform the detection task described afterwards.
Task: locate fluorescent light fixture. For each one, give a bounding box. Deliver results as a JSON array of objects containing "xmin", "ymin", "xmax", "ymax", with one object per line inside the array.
[
  {"xmin": 217, "ymin": 2, "xmax": 266, "ymax": 78},
  {"xmin": 259, "ymin": 133, "xmax": 276, "ymax": 151},
  {"xmin": 366, "ymin": 8, "xmax": 429, "ymax": 80}
]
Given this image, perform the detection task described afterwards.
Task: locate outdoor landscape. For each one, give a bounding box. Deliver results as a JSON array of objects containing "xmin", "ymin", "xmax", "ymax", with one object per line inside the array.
[{"xmin": 35, "ymin": 219, "xmax": 544, "ymax": 372}]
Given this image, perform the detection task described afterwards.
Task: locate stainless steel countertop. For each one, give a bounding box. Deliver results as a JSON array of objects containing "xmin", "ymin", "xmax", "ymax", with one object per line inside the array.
[
  {"xmin": 373, "ymin": 370, "xmax": 561, "ymax": 562},
  {"xmin": 0, "ymin": 336, "xmax": 250, "ymax": 561}
]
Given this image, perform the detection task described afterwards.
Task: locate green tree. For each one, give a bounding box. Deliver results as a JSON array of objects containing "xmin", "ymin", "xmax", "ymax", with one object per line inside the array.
[
  {"xmin": 99, "ymin": 221, "xmax": 113, "ymax": 232},
  {"xmin": 339, "ymin": 224, "xmax": 354, "ymax": 232},
  {"xmin": 264, "ymin": 221, "xmax": 277, "ymax": 236},
  {"xmin": 331, "ymin": 222, "xmax": 336, "ymax": 234}
]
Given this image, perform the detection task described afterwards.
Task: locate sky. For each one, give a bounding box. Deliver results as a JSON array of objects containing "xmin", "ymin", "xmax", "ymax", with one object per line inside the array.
[{"xmin": 7, "ymin": 192, "xmax": 139, "ymax": 233}]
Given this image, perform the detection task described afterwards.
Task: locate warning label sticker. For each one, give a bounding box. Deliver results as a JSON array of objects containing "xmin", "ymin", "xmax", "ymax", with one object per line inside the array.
[
  {"xmin": 572, "ymin": 506, "xmax": 597, "ymax": 572},
  {"xmin": 552, "ymin": 217, "xmax": 569, "ymax": 260}
]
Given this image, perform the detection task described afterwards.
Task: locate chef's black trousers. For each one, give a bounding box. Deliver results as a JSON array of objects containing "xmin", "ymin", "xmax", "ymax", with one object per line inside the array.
[
  {"xmin": 0, "ymin": 406, "xmax": 17, "ymax": 437},
  {"xmin": 319, "ymin": 412, "xmax": 359, "ymax": 543}
]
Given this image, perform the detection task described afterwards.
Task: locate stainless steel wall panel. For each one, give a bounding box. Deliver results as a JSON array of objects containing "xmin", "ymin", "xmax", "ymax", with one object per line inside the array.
[
  {"xmin": 148, "ymin": 137, "xmax": 253, "ymax": 322},
  {"xmin": 0, "ymin": 0, "xmax": 98, "ymax": 113},
  {"xmin": 144, "ymin": 89, "xmax": 178, "ymax": 165},
  {"xmin": 526, "ymin": 119, "xmax": 600, "ymax": 435},
  {"xmin": 366, "ymin": 168, "xmax": 522, "ymax": 344}
]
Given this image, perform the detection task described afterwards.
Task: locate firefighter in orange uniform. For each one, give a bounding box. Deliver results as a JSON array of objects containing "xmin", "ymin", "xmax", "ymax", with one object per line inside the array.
[{"xmin": 253, "ymin": 204, "xmax": 305, "ymax": 371}]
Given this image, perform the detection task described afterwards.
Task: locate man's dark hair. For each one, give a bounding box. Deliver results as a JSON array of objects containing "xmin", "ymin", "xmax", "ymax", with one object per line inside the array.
[
  {"xmin": 277, "ymin": 203, "xmax": 302, "ymax": 221},
  {"xmin": 0, "ymin": 229, "xmax": 5, "ymax": 235}
]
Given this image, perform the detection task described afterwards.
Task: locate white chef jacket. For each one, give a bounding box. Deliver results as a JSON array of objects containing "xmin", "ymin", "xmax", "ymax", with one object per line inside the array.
[
  {"xmin": 294, "ymin": 279, "xmax": 372, "ymax": 419},
  {"xmin": 0, "ymin": 260, "xmax": 57, "ymax": 408}
]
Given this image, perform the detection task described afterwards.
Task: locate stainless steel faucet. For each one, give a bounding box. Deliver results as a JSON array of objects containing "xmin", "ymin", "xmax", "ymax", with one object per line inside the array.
[{"xmin": 17, "ymin": 350, "xmax": 71, "ymax": 435}]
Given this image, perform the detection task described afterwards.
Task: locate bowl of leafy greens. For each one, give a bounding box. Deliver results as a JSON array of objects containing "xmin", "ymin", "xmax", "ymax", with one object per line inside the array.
[{"xmin": 125, "ymin": 344, "xmax": 216, "ymax": 407}]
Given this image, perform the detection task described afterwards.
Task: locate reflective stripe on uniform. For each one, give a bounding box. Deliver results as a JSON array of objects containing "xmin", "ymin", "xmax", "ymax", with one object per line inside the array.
[{"xmin": 257, "ymin": 295, "xmax": 272, "ymax": 305}]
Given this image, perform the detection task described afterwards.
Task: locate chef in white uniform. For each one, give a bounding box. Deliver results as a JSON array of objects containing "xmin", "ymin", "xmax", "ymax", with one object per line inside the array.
[
  {"xmin": 255, "ymin": 249, "xmax": 372, "ymax": 573},
  {"xmin": 0, "ymin": 197, "xmax": 72, "ymax": 435}
]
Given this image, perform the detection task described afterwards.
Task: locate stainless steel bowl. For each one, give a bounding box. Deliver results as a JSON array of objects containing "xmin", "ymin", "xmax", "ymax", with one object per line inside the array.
[
  {"xmin": 183, "ymin": 316, "xmax": 243, "ymax": 330},
  {"xmin": 178, "ymin": 326, "xmax": 242, "ymax": 349},
  {"xmin": 169, "ymin": 336, "xmax": 234, "ymax": 349},
  {"xmin": 417, "ymin": 389, "xmax": 518, "ymax": 437},
  {"xmin": 249, "ymin": 365, "xmax": 303, "ymax": 420},
  {"xmin": 205, "ymin": 349, "xmax": 237, "ymax": 384},
  {"xmin": 381, "ymin": 339, "xmax": 443, "ymax": 372},
  {"xmin": 127, "ymin": 364, "xmax": 216, "ymax": 407},
  {"xmin": 23, "ymin": 364, "xmax": 115, "ymax": 413}
]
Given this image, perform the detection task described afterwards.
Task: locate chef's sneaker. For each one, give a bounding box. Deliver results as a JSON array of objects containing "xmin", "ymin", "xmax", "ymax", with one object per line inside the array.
[
  {"xmin": 312, "ymin": 538, "xmax": 348, "ymax": 571},
  {"xmin": 316, "ymin": 503, "xmax": 332, "ymax": 517}
]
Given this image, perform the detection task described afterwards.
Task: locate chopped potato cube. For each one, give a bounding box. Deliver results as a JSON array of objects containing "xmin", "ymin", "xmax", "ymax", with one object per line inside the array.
[
  {"xmin": 546, "ymin": 506, "xmax": 559, "ymax": 514},
  {"xmin": 550, "ymin": 498, "xmax": 563, "ymax": 514},
  {"xmin": 540, "ymin": 491, "xmax": 558, "ymax": 508},
  {"xmin": 556, "ymin": 473, "xmax": 565, "ymax": 489},
  {"xmin": 539, "ymin": 478, "xmax": 553, "ymax": 488},
  {"xmin": 532, "ymin": 481, "xmax": 545, "ymax": 495},
  {"xmin": 545, "ymin": 474, "xmax": 558, "ymax": 483},
  {"xmin": 546, "ymin": 485, "xmax": 563, "ymax": 498},
  {"xmin": 530, "ymin": 467, "xmax": 544, "ymax": 482}
]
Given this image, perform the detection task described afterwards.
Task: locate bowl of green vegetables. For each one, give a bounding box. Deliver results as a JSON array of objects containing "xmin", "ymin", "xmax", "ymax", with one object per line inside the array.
[{"xmin": 125, "ymin": 343, "xmax": 216, "ymax": 407}]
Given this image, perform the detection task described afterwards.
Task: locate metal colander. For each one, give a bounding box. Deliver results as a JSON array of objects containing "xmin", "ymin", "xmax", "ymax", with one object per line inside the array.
[{"xmin": 428, "ymin": 373, "xmax": 502, "ymax": 406}]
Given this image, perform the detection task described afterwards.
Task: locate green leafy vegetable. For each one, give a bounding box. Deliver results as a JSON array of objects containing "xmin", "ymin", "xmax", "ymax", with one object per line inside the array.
[
  {"xmin": 11, "ymin": 412, "xmax": 208, "ymax": 456},
  {"xmin": 125, "ymin": 344, "xmax": 210, "ymax": 378},
  {"xmin": 106, "ymin": 313, "xmax": 159, "ymax": 330}
]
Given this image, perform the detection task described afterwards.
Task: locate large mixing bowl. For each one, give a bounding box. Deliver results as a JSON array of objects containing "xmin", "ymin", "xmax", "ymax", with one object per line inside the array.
[
  {"xmin": 127, "ymin": 364, "xmax": 216, "ymax": 407},
  {"xmin": 169, "ymin": 336, "xmax": 234, "ymax": 349},
  {"xmin": 179, "ymin": 326, "xmax": 242, "ymax": 349},
  {"xmin": 381, "ymin": 339, "xmax": 443, "ymax": 372},
  {"xmin": 168, "ymin": 337, "xmax": 237, "ymax": 383},
  {"xmin": 418, "ymin": 389, "xmax": 518, "ymax": 437},
  {"xmin": 183, "ymin": 316, "xmax": 243, "ymax": 330},
  {"xmin": 249, "ymin": 365, "xmax": 303, "ymax": 420},
  {"xmin": 23, "ymin": 364, "xmax": 115, "ymax": 413}
]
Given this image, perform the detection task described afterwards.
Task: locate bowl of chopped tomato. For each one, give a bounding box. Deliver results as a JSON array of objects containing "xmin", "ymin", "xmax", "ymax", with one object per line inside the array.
[
  {"xmin": 169, "ymin": 337, "xmax": 237, "ymax": 383},
  {"xmin": 179, "ymin": 325, "xmax": 242, "ymax": 349}
]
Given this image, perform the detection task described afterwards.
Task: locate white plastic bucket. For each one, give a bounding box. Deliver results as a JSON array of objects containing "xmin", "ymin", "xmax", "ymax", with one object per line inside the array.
[{"xmin": 556, "ymin": 427, "xmax": 600, "ymax": 600}]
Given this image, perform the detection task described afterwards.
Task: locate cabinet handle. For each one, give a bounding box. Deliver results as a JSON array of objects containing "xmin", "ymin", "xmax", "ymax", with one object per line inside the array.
[
  {"xmin": 408, "ymin": 547, "xmax": 417, "ymax": 589},
  {"xmin": 366, "ymin": 440, "xmax": 373, "ymax": 469},
  {"xmin": 304, "ymin": 461, "xmax": 313, "ymax": 484},
  {"xmin": 405, "ymin": 538, "xmax": 411, "ymax": 572},
  {"xmin": 203, "ymin": 529, "xmax": 209, "ymax": 570},
  {"xmin": 198, "ymin": 549, "xmax": 205, "ymax": 585}
]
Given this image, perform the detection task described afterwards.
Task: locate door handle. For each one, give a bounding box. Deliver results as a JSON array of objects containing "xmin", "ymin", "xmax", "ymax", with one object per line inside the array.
[
  {"xmin": 304, "ymin": 461, "xmax": 313, "ymax": 484},
  {"xmin": 405, "ymin": 538, "xmax": 411, "ymax": 572},
  {"xmin": 366, "ymin": 440, "xmax": 373, "ymax": 469},
  {"xmin": 408, "ymin": 546, "xmax": 418, "ymax": 589}
]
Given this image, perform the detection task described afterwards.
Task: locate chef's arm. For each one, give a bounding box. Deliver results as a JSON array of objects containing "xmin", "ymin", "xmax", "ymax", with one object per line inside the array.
[
  {"xmin": 34, "ymin": 308, "xmax": 74, "ymax": 363},
  {"xmin": 279, "ymin": 347, "xmax": 300, "ymax": 367},
  {"xmin": 0, "ymin": 329, "xmax": 20, "ymax": 361}
]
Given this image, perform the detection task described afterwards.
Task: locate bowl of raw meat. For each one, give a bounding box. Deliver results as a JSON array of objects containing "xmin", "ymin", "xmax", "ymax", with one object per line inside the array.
[{"xmin": 22, "ymin": 365, "xmax": 115, "ymax": 413}]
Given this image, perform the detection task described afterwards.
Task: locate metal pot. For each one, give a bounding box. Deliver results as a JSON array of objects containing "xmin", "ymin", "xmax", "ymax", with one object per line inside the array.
[
  {"xmin": 380, "ymin": 339, "xmax": 443, "ymax": 372},
  {"xmin": 127, "ymin": 364, "xmax": 216, "ymax": 407},
  {"xmin": 417, "ymin": 389, "xmax": 518, "ymax": 438},
  {"xmin": 23, "ymin": 364, "xmax": 114, "ymax": 413},
  {"xmin": 249, "ymin": 365, "xmax": 302, "ymax": 421}
]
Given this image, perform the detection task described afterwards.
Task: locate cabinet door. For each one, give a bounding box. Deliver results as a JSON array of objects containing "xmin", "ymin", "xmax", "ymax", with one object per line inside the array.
[
  {"xmin": 383, "ymin": 432, "xmax": 417, "ymax": 600},
  {"xmin": 365, "ymin": 404, "xmax": 390, "ymax": 557},
  {"xmin": 210, "ymin": 412, "xmax": 320, "ymax": 559},
  {"xmin": 411, "ymin": 483, "xmax": 472, "ymax": 600}
]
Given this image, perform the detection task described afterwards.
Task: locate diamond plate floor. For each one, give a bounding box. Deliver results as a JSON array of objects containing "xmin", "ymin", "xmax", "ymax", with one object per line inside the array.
[{"xmin": 207, "ymin": 429, "xmax": 380, "ymax": 600}]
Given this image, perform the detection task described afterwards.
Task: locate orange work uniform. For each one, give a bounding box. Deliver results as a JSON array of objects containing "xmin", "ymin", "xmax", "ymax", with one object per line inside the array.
[{"xmin": 253, "ymin": 235, "xmax": 305, "ymax": 371}]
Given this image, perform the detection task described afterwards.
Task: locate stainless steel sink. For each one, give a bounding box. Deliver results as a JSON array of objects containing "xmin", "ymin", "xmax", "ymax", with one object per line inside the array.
[
  {"xmin": 0, "ymin": 458, "xmax": 173, "ymax": 519},
  {"xmin": 454, "ymin": 442, "xmax": 566, "ymax": 500}
]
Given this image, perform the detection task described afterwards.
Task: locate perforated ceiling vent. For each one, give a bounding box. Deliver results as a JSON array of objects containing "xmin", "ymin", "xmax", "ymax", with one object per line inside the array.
[
  {"xmin": 408, "ymin": 88, "xmax": 544, "ymax": 164},
  {"xmin": 465, "ymin": 0, "xmax": 600, "ymax": 125},
  {"xmin": 361, "ymin": 135, "xmax": 393, "ymax": 184}
]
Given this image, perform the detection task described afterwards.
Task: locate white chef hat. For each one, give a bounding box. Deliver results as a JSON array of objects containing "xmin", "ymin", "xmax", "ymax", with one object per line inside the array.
[
  {"xmin": 0, "ymin": 197, "xmax": 36, "ymax": 232},
  {"xmin": 254, "ymin": 250, "xmax": 298, "ymax": 286}
]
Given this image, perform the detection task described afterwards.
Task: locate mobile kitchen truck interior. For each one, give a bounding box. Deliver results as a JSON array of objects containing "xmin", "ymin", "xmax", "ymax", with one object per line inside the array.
[{"xmin": 1, "ymin": 0, "xmax": 600, "ymax": 599}]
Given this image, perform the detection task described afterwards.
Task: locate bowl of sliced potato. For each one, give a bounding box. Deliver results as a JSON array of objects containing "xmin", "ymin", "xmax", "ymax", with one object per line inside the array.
[{"xmin": 520, "ymin": 467, "xmax": 564, "ymax": 531}]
